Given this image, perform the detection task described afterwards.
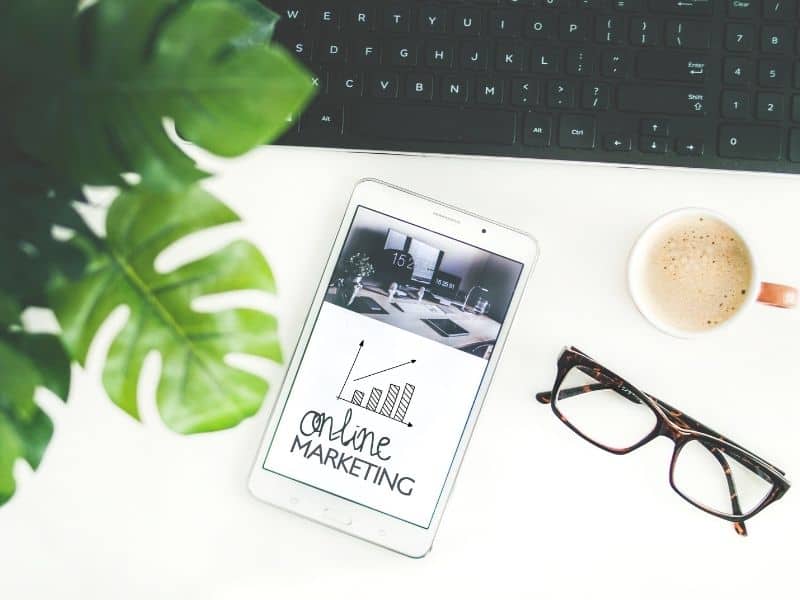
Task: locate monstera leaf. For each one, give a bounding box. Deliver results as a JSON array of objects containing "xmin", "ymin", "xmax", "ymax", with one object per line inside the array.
[
  {"xmin": 51, "ymin": 187, "xmax": 282, "ymax": 433},
  {"xmin": 0, "ymin": 300, "xmax": 71, "ymax": 505},
  {"xmin": 6, "ymin": 0, "xmax": 314, "ymax": 190}
]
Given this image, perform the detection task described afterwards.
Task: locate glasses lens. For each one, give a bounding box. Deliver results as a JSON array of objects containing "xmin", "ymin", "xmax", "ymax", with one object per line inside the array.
[
  {"xmin": 672, "ymin": 439, "xmax": 774, "ymax": 517},
  {"xmin": 555, "ymin": 366, "xmax": 658, "ymax": 451}
]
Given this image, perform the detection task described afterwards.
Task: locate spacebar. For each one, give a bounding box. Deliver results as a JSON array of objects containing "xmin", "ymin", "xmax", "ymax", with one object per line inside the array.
[{"xmin": 348, "ymin": 106, "xmax": 517, "ymax": 145}]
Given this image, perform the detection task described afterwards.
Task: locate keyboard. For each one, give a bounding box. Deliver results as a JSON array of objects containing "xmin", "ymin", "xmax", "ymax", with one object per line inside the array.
[{"xmin": 270, "ymin": 0, "xmax": 800, "ymax": 175}]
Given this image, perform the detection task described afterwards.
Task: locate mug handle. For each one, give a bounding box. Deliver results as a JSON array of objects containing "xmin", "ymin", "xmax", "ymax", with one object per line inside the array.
[{"xmin": 758, "ymin": 282, "xmax": 798, "ymax": 308}]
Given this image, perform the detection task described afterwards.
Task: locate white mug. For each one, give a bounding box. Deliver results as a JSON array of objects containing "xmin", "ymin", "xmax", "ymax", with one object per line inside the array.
[{"xmin": 628, "ymin": 207, "xmax": 797, "ymax": 338}]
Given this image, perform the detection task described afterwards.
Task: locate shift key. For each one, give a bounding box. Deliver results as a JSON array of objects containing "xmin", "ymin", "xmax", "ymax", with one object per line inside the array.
[{"xmin": 618, "ymin": 85, "xmax": 706, "ymax": 115}]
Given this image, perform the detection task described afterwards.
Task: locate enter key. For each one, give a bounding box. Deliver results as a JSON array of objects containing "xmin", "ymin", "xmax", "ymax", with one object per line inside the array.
[{"xmin": 637, "ymin": 51, "xmax": 707, "ymax": 83}]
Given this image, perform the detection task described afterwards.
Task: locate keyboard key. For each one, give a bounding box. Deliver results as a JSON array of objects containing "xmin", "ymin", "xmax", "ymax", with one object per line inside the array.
[
  {"xmin": 531, "ymin": 48, "xmax": 561, "ymax": 73},
  {"xmin": 319, "ymin": 41, "xmax": 347, "ymax": 64},
  {"xmin": 547, "ymin": 80, "xmax": 575, "ymax": 108},
  {"xmin": 310, "ymin": 71, "xmax": 328, "ymax": 94},
  {"xmin": 491, "ymin": 10, "xmax": 521, "ymax": 36},
  {"xmin": 725, "ymin": 24, "xmax": 754, "ymax": 52},
  {"xmin": 724, "ymin": 58, "xmax": 754, "ymax": 85},
  {"xmin": 523, "ymin": 114, "xmax": 553, "ymax": 147},
  {"xmin": 718, "ymin": 125, "xmax": 784, "ymax": 160},
  {"xmin": 793, "ymin": 96, "xmax": 800, "ymax": 121},
  {"xmin": 281, "ymin": 36, "xmax": 314, "ymax": 64},
  {"xmin": 676, "ymin": 139, "xmax": 704, "ymax": 156},
  {"xmin": 595, "ymin": 16, "xmax": 625, "ymax": 44},
  {"xmin": 390, "ymin": 41, "xmax": 419, "ymax": 66},
  {"xmin": 426, "ymin": 42, "xmax": 455, "ymax": 68},
  {"xmin": 461, "ymin": 42, "xmax": 490, "ymax": 71},
  {"xmin": 728, "ymin": 0, "xmax": 757, "ymax": 18},
  {"xmin": 442, "ymin": 77, "xmax": 470, "ymax": 103},
  {"xmin": 602, "ymin": 50, "xmax": 629, "ymax": 77},
  {"xmin": 559, "ymin": 115, "xmax": 597, "ymax": 149},
  {"xmin": 618, "ymin": 85, "xmax": 706, "ymax": 115},
  {"xmin": 406, "ymin": 75, "xmax": 434, "ymax": 100},
  {"xmin": 637, "ymin": 51, "xmax": 706, "ymax": 82},
  {"xmin": 512, "ymin": 79, "xmax": 539, "ymax": 107},
  {"xmin": 318, "ymin": 7, "xmax": 341, "ymax": 30},
  {"xmin": 630, "ymin": 18, "xmax": 660, "ymax": 46},
  {"xmin": 721, "ymin": 91, "xmax": 751, "ymax": 119},
  {"xmin": 349, "ymin": 7, "xmax": 376, "ymax": 31},
  {"xmin": 280, "ymin": 6, "xmax": 306, "ymax": 29},
  {"xmin": 525, "ymin": 15, "xmax": 555, "ymax": 40},
  {"xmin": 419, "ymin": 5, "xmax": 447, "ymax": 33},
  {"xmin": 560, "ymin": 16, "xmax": 588, "ymax": 41},
  {"xmin": 454, "ymin": 8, "xmax": 483, "ymax": 35},
  {"xmin": 756, "ymin": 93, "xmax": 785, "ymax": 120},
  {"xmin": 759, "ymin": 60, "xmax": 790, "ymax": 87},
  {"xmin": 333, "ymin": 72, "xmax": 363, "ymax": 97},
  {"xmin": 567, "ymin": 48, "xmax": 593, "ymax": 76},
  {"xmin": 604, "ymin": 134, "xmax": 632, "ymax": 151},
  {"xmin": 353, "ymin": 42, "xmax": 381, "ymax": 66},
  {"xmin": 477, "ymin": 79, "xmax": 505, "ymax": 104},
  {"xmin": 649, "ymin": 0, "xmax": 712, "ymax": 16},
  {"xmin": 349, "ymin": 106, "xmax": 517, "ymax": 145},
  {"xmin": 763, "ymin": 0, "xmax": 796, "ymax": 19},
  {"xmin": 762, "ymin": 27, "xmax": 788, "ymax": 53},
  {"xmin": 582, "ymin": 82, "xmax": 611, "ymax": 109},
  {"xmin": 302, "ymin": 105, "xmax": 344, "ymax": 136},
  {"xmin": 641, "ymin": 119, "xmax": 670, "ymax": 136},
  {"xmin": 666, "ymin": 21, "xmax": 711, "ymax": 49},
  {"xmin": 384, "ymin": 6, "xmax": 411, "ymax": 32},
  {"xmin": 371, "ymin": 74, "xmax": 399, "ymax": 99},
  {"xmin": 496, "ymin": 43, "xmax": 525, "ymax": 71},
  {"xmin": 641, "ymin": 136, "xmax": 668, "ymax": 153}
]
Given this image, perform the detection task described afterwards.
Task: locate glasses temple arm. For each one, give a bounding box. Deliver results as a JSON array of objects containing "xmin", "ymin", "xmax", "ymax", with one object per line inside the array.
[
  {"xmin": 709, "ymin": 448, "xmax": 748, "ymax": 536},
  {"xmin": 536, "ymin": 382, "xmax": 615, "ymax": 404}
]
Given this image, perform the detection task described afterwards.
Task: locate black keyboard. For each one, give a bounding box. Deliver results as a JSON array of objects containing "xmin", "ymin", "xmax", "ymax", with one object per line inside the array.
[{"xmin": 270, "ymin": 0, "xmax": 800, "ymax": 174}]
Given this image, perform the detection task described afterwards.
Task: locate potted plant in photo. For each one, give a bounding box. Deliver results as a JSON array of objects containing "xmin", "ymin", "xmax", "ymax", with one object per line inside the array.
[
  {"xmin": 0, "ymin": 0, "xmax": 315, "ymax": 508},
  {"xmin": 336, "ymin": 252, "xmax": 375, "ymax": 306}
]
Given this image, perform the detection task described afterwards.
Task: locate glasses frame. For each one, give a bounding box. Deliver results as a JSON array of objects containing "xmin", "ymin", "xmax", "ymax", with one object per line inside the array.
[{"xmin": 536, "ymin": 347, "xmax": 791, "ymax": 536}]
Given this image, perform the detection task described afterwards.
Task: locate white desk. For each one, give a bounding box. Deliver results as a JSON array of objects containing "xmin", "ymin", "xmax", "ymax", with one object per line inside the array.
[{"xmin": 2, "ymin": 148, "xmax": 798, "ymax": 600}]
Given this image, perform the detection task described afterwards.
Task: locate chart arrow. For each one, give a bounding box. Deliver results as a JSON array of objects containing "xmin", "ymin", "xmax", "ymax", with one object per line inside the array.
[
  {"xmin": 337, "ymin": 340, "xmax": 364, "ymax": 400},
  {"xmin": 353, "ymin": 359, "xmax": 416, "ymax": 382}
]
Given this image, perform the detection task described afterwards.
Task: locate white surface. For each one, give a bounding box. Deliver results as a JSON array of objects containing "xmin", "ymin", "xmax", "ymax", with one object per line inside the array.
[{"xmin": 2, "ymin": 148, "xmax": 799, "ymax": 599}]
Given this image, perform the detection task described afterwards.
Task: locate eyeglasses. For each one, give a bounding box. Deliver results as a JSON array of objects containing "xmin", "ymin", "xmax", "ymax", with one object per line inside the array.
[{"xmin": 536, "ymin": 347, "xmax": 790, "ymax": 536}]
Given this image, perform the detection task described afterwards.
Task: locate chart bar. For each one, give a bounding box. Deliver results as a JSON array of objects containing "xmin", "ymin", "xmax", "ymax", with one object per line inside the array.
[
  {"xmin": 366, "ymin": 387, "xmax": 382, "ymax": 412},
  {"xmin": 380, "ymin": 384, "xmax": 400, "ymax": 417},
  {"xmin": 351, "ymin": 390, "xmax": 364, "ymax": 406},
  {"xmin": 394, "ymin": 384, "xmax": 415, "ymax": 422}
]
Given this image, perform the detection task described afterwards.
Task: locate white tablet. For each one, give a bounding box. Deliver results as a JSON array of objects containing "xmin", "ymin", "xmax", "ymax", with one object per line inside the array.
[{"xmin": 249, "ymin": 179, "xmax": 538, "ymax": 557}]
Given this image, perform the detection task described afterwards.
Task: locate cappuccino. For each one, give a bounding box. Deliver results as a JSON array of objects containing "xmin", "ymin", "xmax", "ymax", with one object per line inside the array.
[{"xmin": 640, "ymin": 215, "xmax": 753, "ymax": 332}]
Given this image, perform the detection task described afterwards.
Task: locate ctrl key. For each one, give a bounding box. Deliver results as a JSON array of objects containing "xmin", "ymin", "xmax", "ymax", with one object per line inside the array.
[{"xmin": 718, "ymin": 125, "xmax": 783, "ymax": 161}]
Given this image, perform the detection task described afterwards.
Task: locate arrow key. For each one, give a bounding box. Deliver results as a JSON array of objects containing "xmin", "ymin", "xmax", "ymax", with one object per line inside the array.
[
  {"xmin": 641, "ymin": 119, "xmax": 670, "ymax": 136},
  {"xmin": 640, "ymin": 136, "xmax": 668, "ymax": 153},
  {"xmin": 676, "ymin": 139, "xmax": 704, "ymax": 156},
  {"xmin": 604, "ymin": 134, "xmax": 632, "ymax": 151}
]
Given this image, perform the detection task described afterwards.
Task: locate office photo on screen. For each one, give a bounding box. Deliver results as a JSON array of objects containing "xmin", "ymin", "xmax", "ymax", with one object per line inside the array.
[{"xmin": 326, "ymin": 207, "xmax": 523, "ymax": 359}]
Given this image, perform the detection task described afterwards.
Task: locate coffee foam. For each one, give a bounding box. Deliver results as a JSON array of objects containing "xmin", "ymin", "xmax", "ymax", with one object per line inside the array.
[{"xmin": 638, "ymin": 215, "xmax": 753, "ymax": 332}]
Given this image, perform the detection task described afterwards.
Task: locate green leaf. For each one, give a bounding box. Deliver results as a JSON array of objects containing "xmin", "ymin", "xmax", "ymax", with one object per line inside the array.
[
  {"xmin": 51, "ymin": 186, "xmax": 282, "ymax": 434},
  {"xmin": 9, "ymin": 0, "xmax": 315, "ymax": 190},
  {"xmin": 0, "ymin": 330, "xmax": 71, "ymax": 506},
  {"xmin": 0, "ymin": 154, "xmax": 92, "ymax": 308}
]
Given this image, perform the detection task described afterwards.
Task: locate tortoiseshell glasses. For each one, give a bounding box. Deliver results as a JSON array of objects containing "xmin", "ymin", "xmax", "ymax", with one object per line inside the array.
[{"xmin": 536, "ymin": 347, "xmax": 790, "ymax": 536}]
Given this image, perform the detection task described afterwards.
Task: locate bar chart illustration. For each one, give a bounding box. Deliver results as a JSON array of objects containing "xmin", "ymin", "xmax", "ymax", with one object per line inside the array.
[{"xmin": 336, "ymin": 341, "xmax": 417, "ymax": 427}]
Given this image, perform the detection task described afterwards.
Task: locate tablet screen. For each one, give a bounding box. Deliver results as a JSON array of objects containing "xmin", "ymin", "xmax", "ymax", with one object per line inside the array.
[{"xmin": 262, "ymin": 206, "xmax": 524, "ymax": 528}]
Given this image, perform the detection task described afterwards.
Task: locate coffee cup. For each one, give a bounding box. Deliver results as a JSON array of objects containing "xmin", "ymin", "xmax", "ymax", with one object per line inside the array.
[{"xmin": 628, "ymin": 207, "xmax": 797, "ymax": 338}]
